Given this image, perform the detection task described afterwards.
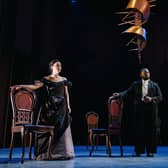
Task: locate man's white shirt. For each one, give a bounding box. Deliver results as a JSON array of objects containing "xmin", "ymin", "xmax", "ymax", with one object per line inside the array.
[{"xmin": 142, "ymin": 79, "xmax": 149, "ymax": 101}]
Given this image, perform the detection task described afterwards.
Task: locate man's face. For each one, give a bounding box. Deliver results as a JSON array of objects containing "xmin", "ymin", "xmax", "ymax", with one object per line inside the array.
[{"xmin": 140, "ymin": 68, "xmax": 150, "ymax": 80}]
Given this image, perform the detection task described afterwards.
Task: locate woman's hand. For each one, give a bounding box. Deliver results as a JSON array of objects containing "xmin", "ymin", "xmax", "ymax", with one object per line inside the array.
[
  {"xmin": 67, "ymin": 106, "xmax": 71, "ymax": 113},
  {"xmin": 10, "ymin": 85, "xmax": 22, "ymax": 91}
]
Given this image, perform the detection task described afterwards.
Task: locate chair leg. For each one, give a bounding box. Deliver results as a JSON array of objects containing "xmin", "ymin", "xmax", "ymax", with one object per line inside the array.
[
  {"xmin": 29, "ymin": 132, "xmax": 33, "ymax": 160},
  {"xmin": 48, "ymin": 131, "xmax": 54, "ymax": 160},
  {"xmin": 105, "ymin": 135, "xmax": 108, "ymax": 154},
  {"xmin": 47, "ymin": 136, "xmax": 52, "ymax": 160},
  {"xmin": 89, "ymin": 133, "xmax": 95, "ymax": 156},
  {"xmin": 106, "ymin": 135, "xmax": 111, "ymax": 156},
  {"xmin": 34, "ymin": 132, "xmax": 38, "ymax": 158},
  {"xmin": 9, "ymin": 133, "xmax": 14, "ymax": 160},
  {"xmin": 21, "ymin": 127, "xmax": 26, "ymax": 164}
]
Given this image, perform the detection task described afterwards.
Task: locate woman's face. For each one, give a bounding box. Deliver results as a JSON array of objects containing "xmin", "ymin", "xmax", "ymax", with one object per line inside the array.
[{"xmin": 51, "ymin": 62, "xmax": 62, "ymax": 75}]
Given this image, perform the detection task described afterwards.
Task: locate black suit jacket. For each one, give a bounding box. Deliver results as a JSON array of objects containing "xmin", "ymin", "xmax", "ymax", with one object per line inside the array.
[
  {"xmin": 120, "ymin": 79, "xmax": 163, "ymax": 128},
  {"xmin": 120, "ymin": 79, "xmax": 162, "ymax": 105}
]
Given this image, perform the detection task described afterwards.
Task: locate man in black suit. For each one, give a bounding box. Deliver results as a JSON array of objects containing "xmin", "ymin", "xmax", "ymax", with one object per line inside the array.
[{"xmin": 112, "ymin": 68, "xmax": 163, "ymax": 157}]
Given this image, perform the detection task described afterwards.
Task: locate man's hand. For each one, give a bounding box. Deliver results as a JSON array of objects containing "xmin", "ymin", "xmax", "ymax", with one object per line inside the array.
[
  {"xmin": 108, "ymin": 93, "xmax": 120, "ymax": 103},
  {"xmin": 144, "ymin": 96, "xmax": 153, "ymax": 103},
  {"xmin": 113, "ymin": 93, "xmax": 120, "ymax": 97}
]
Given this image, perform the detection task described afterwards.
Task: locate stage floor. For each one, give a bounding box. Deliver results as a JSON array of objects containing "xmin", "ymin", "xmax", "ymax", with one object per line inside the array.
[{"xmin": 0, "ymin": 146, "xmax": 168, "ymax": 168}]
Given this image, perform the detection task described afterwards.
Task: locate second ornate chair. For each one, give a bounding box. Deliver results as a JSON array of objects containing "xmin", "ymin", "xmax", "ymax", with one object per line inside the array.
[{"xmin": 107, "ymin": 97, "xmax": 124, "ymax": 156}]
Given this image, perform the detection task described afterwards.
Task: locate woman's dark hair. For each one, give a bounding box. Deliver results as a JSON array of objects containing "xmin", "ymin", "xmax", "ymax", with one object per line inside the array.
[{"xmin": 49, "ymin": 59, "xmax": 61, "ymax": 73}]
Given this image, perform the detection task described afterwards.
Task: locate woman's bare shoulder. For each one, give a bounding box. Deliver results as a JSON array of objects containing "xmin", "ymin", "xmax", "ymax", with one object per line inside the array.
[
  {"xmin": 43, "ymin": 76, "xmax": 50, "ymax": 80},
  {"xmin": 60, "ymin": 76, "xmax": 67, "ymax": 80}
]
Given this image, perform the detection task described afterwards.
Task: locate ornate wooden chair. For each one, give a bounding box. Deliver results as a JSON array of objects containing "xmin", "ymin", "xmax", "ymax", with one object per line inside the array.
[
  {"xmin": 86, "ymin": 111, "xmax": 109, "ymax": 156},
  {"xmin": 9, "ymin": 86, "xmax": 55, "ymax": 163},
  {"xmin": 107, "ymin": 96, "xmax": 124, "ymax": 156}
]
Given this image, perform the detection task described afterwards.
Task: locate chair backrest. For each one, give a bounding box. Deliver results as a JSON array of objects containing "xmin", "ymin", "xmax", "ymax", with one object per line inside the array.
[
  {"xmin": 85, "ymin": 111, "xmax": 99, "ymax": 131},
  {"xmin": 107, "ymin": 98, "xmax": 124, "ymax": 130},
  {"xmin": 10, "ymin": 87, "xmax": 36, "ymax": 127}
]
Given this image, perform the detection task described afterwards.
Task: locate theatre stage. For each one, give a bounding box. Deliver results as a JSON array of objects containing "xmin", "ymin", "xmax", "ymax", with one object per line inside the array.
[{"xmin": 0, "ymin": 146, "xmax": 168, "ymax": 168}]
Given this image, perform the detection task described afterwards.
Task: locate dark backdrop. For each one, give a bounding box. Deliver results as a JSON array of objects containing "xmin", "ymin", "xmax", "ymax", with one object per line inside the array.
[{"xmin": 0, "ymin": 0, "xmax": 168, "ymax": 147}]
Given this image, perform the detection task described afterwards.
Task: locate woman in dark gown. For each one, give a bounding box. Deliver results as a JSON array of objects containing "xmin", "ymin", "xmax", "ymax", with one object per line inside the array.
[{"xmin": 16, "ymin": 59, "xmax": 75, "ymax": 160}]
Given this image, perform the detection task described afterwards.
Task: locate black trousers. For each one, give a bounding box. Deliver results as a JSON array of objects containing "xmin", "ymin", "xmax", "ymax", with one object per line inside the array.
[{"xmin": 134, "ymin": 102, "xmax": 157, "ymax": 154}]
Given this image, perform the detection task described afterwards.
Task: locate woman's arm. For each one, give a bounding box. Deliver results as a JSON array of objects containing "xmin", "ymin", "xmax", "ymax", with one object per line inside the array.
[
  {"xmin": 11, "ymin": 80, "xmax": 43, "ymax": 90},
  {"xmin": 65, "ymin": 85, "xmax": 71, "ymax": 113}
]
